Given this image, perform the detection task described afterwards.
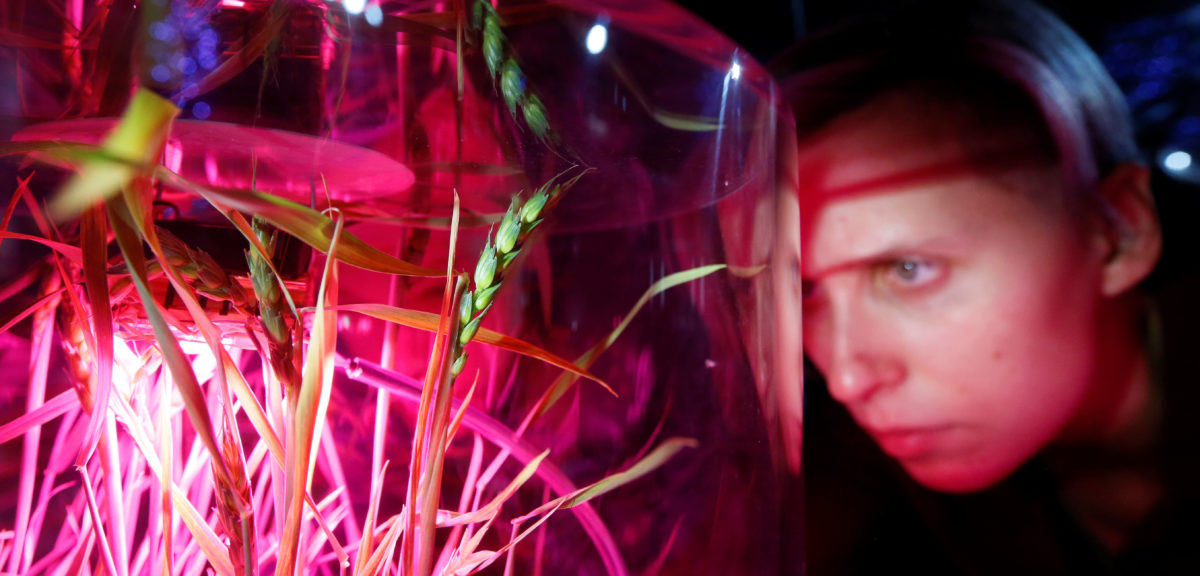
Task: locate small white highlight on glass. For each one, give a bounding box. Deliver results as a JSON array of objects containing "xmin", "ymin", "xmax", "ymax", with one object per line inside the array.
[
  {"xmin": 365, "ymin": 3, "xmax": 383, "ymax": 26},
  {"xmin": 586, "ymin": 24, "xmax": 608, "ymax": 55},
  {"xmin": 221, "ymin": 0, "xmax": 245, "ymax": 7},
  {"xmin": 1164, "ymin": 150, "xmax": 1192, "ymax": 172},
  {"xmin": 343, "ymin": 0, "xmax": 367, "ymax": 15},
  {"xmin": 730, "ymin": 61, "xmax": 742, "ymax": 80}
]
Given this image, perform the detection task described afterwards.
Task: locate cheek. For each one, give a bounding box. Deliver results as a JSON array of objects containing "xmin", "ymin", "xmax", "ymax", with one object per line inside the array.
[
  {"xmin": 925, "ymin": 287, "xmax": 1099, "ymax": 468},
  {"xmin": 899, "ymin": 334, "xmax": 1092, "ymax": 492},
  {"xmin": 930, "ymin": 246, "xmax": 1100, "ymax": 390},
  {"xmin": 987, "ymin": 311, "xmax": 1098, "ymax": 421},
  {"xmin": 932, "ymin": 291, "xmax": 1096, "ymax": 417}
]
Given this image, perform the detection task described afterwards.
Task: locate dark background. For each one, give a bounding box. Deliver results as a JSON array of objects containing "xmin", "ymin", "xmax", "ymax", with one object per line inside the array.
[{"xmin": 676, "ymin": 0, "xmax": 1200, "ymax": 188}]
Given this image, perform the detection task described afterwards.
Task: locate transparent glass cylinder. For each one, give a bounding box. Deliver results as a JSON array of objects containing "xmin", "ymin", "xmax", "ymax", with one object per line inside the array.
[{"xmin": 0, "ymin": 1, "xmax": 794, "ymax": 574}]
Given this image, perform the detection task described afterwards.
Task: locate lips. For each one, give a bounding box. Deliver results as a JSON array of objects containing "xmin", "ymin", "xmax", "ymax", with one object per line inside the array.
[{"xmin": 867, "ymin": 426, "xmax": 952, "ymax": 460}]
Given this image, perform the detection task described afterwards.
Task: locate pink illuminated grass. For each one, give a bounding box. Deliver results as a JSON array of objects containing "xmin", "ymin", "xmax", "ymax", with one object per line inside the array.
[
  {"xmin": 0, "ymin": 125, "xmax": 712, "ymax": 576},
  {"xmin": 0, "ymin": 2, "xmax": 721, "ymax": 573}
]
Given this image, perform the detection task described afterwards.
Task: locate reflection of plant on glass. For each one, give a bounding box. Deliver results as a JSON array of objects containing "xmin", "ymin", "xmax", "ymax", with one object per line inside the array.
[{"xmin": 0, "ymin": 1, "xmax": 765, "ymax": 575}]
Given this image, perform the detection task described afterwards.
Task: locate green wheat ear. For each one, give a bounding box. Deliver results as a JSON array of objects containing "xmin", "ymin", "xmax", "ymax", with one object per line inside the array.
[
  {"xmin": 451, "ymin": 1, "xmax": 592, "ymax": 378},
  {"xmin": 483, "ymin": 14, "xmax": 504, "ymax": 78},
  {"xmin": 245, "ymin": 217, "xmax": 300, "ymax": 390},
  {"xmin": 500, "ymin": 59, "xmax": 524, "ymax": 118},
  {"xmin": 152, "ymin": 225, "xmax": 255, "ymax": 315},
  {"xmin": 472, "ymin": 0, "xmax": 557, "ymax": 148},
  {"xmin": 522, "ymin": 94, "xmax": 549, "ymax": 142},
  {"xmin": 450, "ymin": 176, "xmax": 564, "ymax": 378}
]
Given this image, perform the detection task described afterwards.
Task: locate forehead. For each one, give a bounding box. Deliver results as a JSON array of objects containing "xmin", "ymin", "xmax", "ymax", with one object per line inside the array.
[
  {"xmin": 796, "ymin": 89, "xmax": 1067, "ymax": 275},
  {"xmin": 796, "ymin": 88, "xmax": 1050, "ymax": 206}
]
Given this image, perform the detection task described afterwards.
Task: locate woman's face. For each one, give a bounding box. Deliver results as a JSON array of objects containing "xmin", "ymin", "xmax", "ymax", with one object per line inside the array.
[{"xmin": 798, "ymin": 90, "xmax": 1111, "ymax": 493}]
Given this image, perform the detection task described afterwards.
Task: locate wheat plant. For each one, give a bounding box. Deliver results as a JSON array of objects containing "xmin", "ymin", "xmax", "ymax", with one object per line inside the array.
[{"xmin": 0, "ymin": 1, "xmax": 735, "ymax": 575}]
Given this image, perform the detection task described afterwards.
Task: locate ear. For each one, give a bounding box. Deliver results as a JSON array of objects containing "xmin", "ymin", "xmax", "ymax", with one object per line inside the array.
[{"xmin": 1097, "ymin": 163, "xmax": 1162, "ymax": 297}]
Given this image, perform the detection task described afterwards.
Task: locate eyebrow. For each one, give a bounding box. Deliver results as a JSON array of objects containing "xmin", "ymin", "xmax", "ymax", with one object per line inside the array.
[
  {"xmin": 797, "ymin": 147, "xmax": 1049, "ymax": 207},
  {"xmin": 802, "ymin": 235, "xmax": 965, "ymax": 280}
]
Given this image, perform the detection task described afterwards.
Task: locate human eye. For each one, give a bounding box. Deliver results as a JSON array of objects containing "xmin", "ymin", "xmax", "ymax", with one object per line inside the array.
[{"xmin": 878, "ymin": 257, "xmax": 944, "ymax": 290}]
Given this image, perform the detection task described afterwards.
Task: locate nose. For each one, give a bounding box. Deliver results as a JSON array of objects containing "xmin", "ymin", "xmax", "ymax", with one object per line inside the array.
[{"xmin": 819, "ymin": 297, "xmax": 905, "ymax": 405}]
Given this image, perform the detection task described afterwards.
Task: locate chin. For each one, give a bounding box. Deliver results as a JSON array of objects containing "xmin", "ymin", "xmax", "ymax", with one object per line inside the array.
[{"xmin": 902, "ymin": 458, "xmax": 1018, "ymax": 494}]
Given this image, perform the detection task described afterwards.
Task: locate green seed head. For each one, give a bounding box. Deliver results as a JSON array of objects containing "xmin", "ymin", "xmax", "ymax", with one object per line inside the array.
[
  {"xmin": 500, "ymin": 60, "xmax": 524, "ymax": 118},
  {"xmin": 474, "ymin": 239, "xmax": 497, "ymax": 291},
  {"xmin": 249, "ymin": 255, "xmax": 280, "ymax": 301},
  {"xmin": 483, "ymin": 17, "xmax": 503, "ymax": 78},
  {"xmin": 478, "ymin": 0, "xmax": 498, "ymax": 20},
  {"xmin": 458, "ymin": 291, "xmax": 475, "ymax": 326},
  {"xmin": 473, "ymin": 282, "xmax": 501, "ymax": 311},
  {"xmin": 459, "ymin": 316, "xmax": 482, "ymax": 347},
  {"xmin": 522, "ymin": 93, "xmax": 549, "ymax": 139},
  {"xmin": 252, "ymin": 217, "xmax": 273, "ymax": 246},
  {"xmin": 496, "ymin": 203, "xmax": 520, "ymax": 254},
  {"xmin": 471, "ymin": 1, "xmax": 484, "ymax": 31},
  {"xmin": 194, "ymin": 250, "xmax": 226, "ymax": 285},
  {"xmin": 451, "ymin": 353, "xmax": 467, "ymax": 377},
  {"xmin": 520, "ymin": 188, "xmax": 548, "ymax": 224},
  {"xmin": 499, "ymin": 248, "xmax": 521, "ymax": 270},
  {"xmin": 156, "ymin": 228, "xmax": 191, "ymax": 267}
]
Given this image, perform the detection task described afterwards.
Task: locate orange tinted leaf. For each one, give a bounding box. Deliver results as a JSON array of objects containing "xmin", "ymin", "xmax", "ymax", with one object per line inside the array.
[
  {"xmin": 440, "ymin": 450, "xmax": 549, "ymax": 528},
  {"xmin": 353, "ymin": 461, "xmax": 390, "ymax": 575},
  {"xmin": 333, "ymin": 303, "xmax": 612, "ymax": 394},
  {"xmin": 154, "ymin": 168, "xmax": 441, "ymax": 277},
  {"xmin": 0, "ymin": 139, "xmax": 94, "ymax": 158},
  {"xmin": 75, "ymin": 206, "xmax": 113, "ymax": 466}
]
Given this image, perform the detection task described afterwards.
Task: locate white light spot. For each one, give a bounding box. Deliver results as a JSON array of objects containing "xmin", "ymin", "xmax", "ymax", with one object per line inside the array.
[
  {"xmin": 586, "ymin": 24, "xmax": 607, "ymax": 55},
  {"xmin": 365, "ymin": 3, "xmax": 383, "ymax": 26},
  {"xmin": 179, "ymin": 340, "xmax": 218, "ymax": 384},
  {"xmin": 730, "ymin": 61, "xmax": 742, "ymax": 80},
  {"xmin": 343, "ymin": 0, "xmax": 366, "ymax": 15},
  {"xmin": 110, "ymin": 335, "xmax": 140, "ymax": 394},
  {"xmin": 1164, "ymin": 150, "xmax": 1192, "ymax": 171}
]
